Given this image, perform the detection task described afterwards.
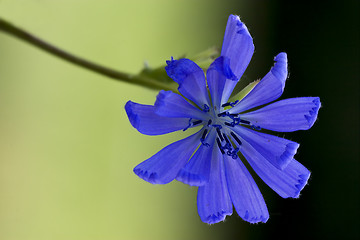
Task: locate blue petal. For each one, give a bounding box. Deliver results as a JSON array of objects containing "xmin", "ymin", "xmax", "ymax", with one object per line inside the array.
[
  {"xmin": 240, "ymin": 97, "xmax": 321, "ymax": 132},
  {"xmin": 165, "ymin": 58, "xmax": 210, "ymax": 107},
  {"xmin": 133, "ymin": 131, "xmax": 201, "ymax": 184},
  {"xmin": 240, "ymin": 140, "xmax": 311, "ymax": 198},
  {"xmin": 197, "ymin": 146, "xmax": 233, "ymax": 224},
  {"xmin": 220, "ymin": 15, "xmax": 255, "ymax": 104},
  {"xmin": 154, "ymin": 90, "xmax": 209, "ymax": 120},
  {"xmin": 224, "ymin": 155, "xmax": 269, "ymax": 223},
  {"xmin": 207, "ymin": 56, "xmax": 238, "ymax": 110},
  {"xmin": 232, "ymin": 126, "xmax": 299, "ymax": 170},
  {"xmin": 125, "ymin": 101, "xmax": 190, "ymax": 135},
  {"xmin": 176, "ymin": 130, "xmax": 216, "ymax": 186},
  {"xmin": 229, "ymin": 52, "xmax": 288, "ymax": 114}
]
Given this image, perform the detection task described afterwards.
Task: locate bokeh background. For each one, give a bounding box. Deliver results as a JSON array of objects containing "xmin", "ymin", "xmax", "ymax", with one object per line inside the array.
[{"xmin": 0, "ymin": 0, "xmax": 359, "ymax": 239}]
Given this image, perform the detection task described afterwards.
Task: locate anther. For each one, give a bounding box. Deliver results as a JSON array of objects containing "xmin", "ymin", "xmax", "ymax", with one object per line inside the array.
[
  {"xmin": 221, "ymin": 100, "xmax": 239, "ymax": 108},
  {"xmin": 229, "ymin": 100, "xmax": 239, "ymax": 107},
  {"xmin": 231, "ymin": 148, "xmax": 239, "ymax": 159},
  {"xmin": 192, "ymin": 120, "xmax": 202, "ymax": 126},
  {"xmin": 221, "ymin": 102, "xmax": 231, "ymax": 107},
  {"xmin": 201, "ymin": 139, "xmax": 210, "ymax": 147},
  {"xmin": 223, "ymin": 134, "xmax": 230, "ymax": 145},
  {"xmin": 200, "ymin": 128, "xmax": 210, "ymax": 147},
  {"xmin": 224, "ymin": 122, "xmax": 235, "ymax": 127},
  {"xmin": 251, "ymin": 125, "xmax": 261, "ymax": 130},
  {"xmin": 230, "ymin": 132, "xmax": 242, "ymax": 146},
  {"xmin": 201, "ymin": 129, "xmax": 208, "ymax": 140},
  {"xmin": 203, "ymin": 104, "xmax": 210, "ymax": 112},
  {"xmin": 239, "ymin": 119, "xmax": 250, "ymax": 125},
  {"xmin": 183, "ymin": 118, "xmax": 193, "ymax": 131},
  {"xmin": 217, "ymin": 112, "xmax": 228, "ymax": 117},
  {"xmin": 216, "ymin": 128, "xmax": 224, "ymax": 141},
  {"xmin": 207, "ymin": 119, "xmax": 212, "ymax": 126},
  {"xmin": 216, "ymin": 138, "xmax": 225, "ymax": 154}
]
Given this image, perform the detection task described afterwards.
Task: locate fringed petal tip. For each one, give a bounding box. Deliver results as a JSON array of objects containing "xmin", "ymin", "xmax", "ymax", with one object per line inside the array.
[
  {"xmin": 125, "ymin": 101, "xmax": 139, "ymax": 129},
  {"xmin": 304, "ymin": 97, "xmax": 321, "ymax": 129},
  {"xmin": 165, "ymin": 58, "xmax": 183, "ymax": 84},
  {"xmin": 203, "ymin": 210, "xmax": 233, "ymax": 225},
  {"xmin": 155, "ymin": 90, "xmax": 170, "ymax": 104},
  {"xmin": 292, "ymin": 170, "xmax": 311, "ymax": 199},
  {"xmin": 133, "ymin": 167, "xmax": 160, "ymax": 184},
  {"xmin": 272, "ymin": 52, "xmax": 288, "ymax": 89},
  {"xmin": 176, "ymin": 170, "xmax": 207, "ymax": 187},
  {"xmin": 165, "ymin": 58, "xmax": 201, "ymax": 84},
  {"xmin": 278, "ymin": 142, "xmax": 300, "ymax": 170},
  {"xmin": 274, "ymin": 52, "xmax": 287, "ymax": 63},
  {"xmin": 241, "ymin": 210, "xmax": 269, "ymax": 224},
  {"xmin": 228, "ymin": 14, "xmax": 252, "ymax": 38}
]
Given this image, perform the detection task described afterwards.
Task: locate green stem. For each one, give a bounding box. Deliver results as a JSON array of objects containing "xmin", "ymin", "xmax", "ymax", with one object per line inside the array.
[{"xmin": 0, "ymin": 17, "xmax": 177, "ymax": 92}]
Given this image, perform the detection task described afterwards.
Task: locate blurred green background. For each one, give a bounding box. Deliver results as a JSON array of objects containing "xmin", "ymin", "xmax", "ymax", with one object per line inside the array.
[{"xmin": 0, "ymin": 0, "xmax": 358, "ymax": 239}]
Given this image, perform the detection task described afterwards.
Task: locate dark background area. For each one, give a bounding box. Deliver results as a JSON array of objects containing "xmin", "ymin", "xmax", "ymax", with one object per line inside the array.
[{"xmin": 212, "ymin": 1, "xmax": 359, "ymax": 239}]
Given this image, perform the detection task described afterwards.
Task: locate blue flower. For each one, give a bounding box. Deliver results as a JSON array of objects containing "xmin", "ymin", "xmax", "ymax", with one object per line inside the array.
[{"xmin": 125, "ymin": 15, "xmax": 321, "ymax": 224}]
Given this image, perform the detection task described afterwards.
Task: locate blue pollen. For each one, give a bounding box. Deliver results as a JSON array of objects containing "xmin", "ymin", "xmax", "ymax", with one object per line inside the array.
[
  {"xmin": 221, "ymin": 100, "xmax": 239, "ymax": 108},
  {"xmin": 193, "ymin": 120, "xmax": 202, "ymax": 126},
  {"xmin": 183, "ymin": 118, "xmax": 193, "ymax": 131},
  {"xmin": 218, "ymin": 112, "xmax": 228, "ymax": 117},
  {"xmin": 216, "ymin": 128, "xmax": 224, "ymax": 141},
  {"xmin": 200, "ymin": 129, "xmax": 210, "ymax": 147},
  {"xmin": 223, "ymin": 133, "xmax": 230, "ymax": 145},
  {"xmin": 224, "ymin": 122, "xmax": 234, "ymax": 127},
  {"xmin": 216, "ymin": 136, "xmax": 239, "ymax": 159},
  {"xmin": 216, "ymin": 138, "xmax": 225, "ymax": 154},
  {"xmin": 183, "ymin": 119, "xmax": 203, "ymax": 131},
  {"xmin": 203, "ymin": 104, "xmax": 210, "ymax": 112},
  {"xmin": 251, "ymin": 125, "xmax": 262, "ymax": 130},
  {"xmin": 214, "ymin": 132, "xmax": 241, "ymax": 159},
  {"xmin": 239, "ymin": 119, "xmax": 250, "ymax": 125}
]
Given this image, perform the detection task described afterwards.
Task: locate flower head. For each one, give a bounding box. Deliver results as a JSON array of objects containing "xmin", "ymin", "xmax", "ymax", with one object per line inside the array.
[{"xmin": 125, "ymin": 15, "xmax": 321, "ymax": 224}]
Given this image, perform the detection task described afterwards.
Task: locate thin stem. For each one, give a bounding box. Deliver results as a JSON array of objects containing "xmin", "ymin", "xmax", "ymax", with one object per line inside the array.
[{"xmin": 0, "ymin": 17, "xmax": 177, "ymax": 92}]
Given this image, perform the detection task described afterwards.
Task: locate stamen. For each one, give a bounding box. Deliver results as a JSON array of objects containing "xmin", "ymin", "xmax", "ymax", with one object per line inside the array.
[
  {"xmin": 207, "ymin": 119, "xmax": 212, "ymax": 126},
  {"xmin": 239, "ymin": 119, "xmax": 250, "ymax": 125},
  {"xmin": 200, "ymin": 129, "xmax": 210, "ymax": 147},
  {"xmin": 229, "ymin": 100, "xmax": 239, "ymax": 107},
  {"xmin": 212, "ymin": 124, "xmax": 222, "ymax": 129},
  {"xmin": 224, "ymin": 122, "xmax": 235, "ymax": 127},
  {"xmin": 192, "ymin": 120, "xmax": 202, "ymax": 126},
  {"xmin": 201, "ymin": 129, "xmax": 208, "ymax": 140},
  {"xmin": 223, "ymin": 133, "xmax": 230, "ymax": 145},
  {"xmin": 183, "ymin": 118, "xmax": 193, "ymax": 131},
  {"xmin": 217, "ymin": 112, "xmax": 228, "ymax": 117},
  {"xmin": 231, "ymin": 148, "xmax": 239, "ymax": 159},
  {"xmin": 201, "ymin": 139, "xmax": 210, "ymax": 147},
  {"xmin": 221, "ymin": 102, "xmax": 231, "ymax": 107},
  {"xmin": 230, "ymin": 132, "xmax": 242, "ymax": 145},
  {"xmin": 216, "ymin": 138, "xmax": 225, "ymax": 154},
  {"xmin": 203, "ymin": 104, "xmax": 210, "ymax": 112},
  {"xmin": 251, "ymin": 125, "xmax": 261, "ymax": 130},
  {"xmin": 221, "ymin": 100, "xmax": 239, "ymax": 108},
  {"xmin": 216, "ymin": 128, "xmax": 224, "ymax": 141}
]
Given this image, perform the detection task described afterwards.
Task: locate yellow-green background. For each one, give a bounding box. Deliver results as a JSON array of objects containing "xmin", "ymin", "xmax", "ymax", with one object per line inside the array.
[{"xmin": 1, "ymin": 1, "xmax": 359, "ymax": 240}]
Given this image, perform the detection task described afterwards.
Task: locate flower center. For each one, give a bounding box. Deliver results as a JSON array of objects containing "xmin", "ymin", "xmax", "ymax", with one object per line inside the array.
[{"xmin": 182, "ymin": 101, "xmax": 262, "ymax": 159}]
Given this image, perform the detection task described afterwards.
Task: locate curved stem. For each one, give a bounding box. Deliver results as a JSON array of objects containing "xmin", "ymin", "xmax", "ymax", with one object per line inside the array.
[{"xmin": 0, "ymin": 17, "xmax": 177, "ymax": 92}]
